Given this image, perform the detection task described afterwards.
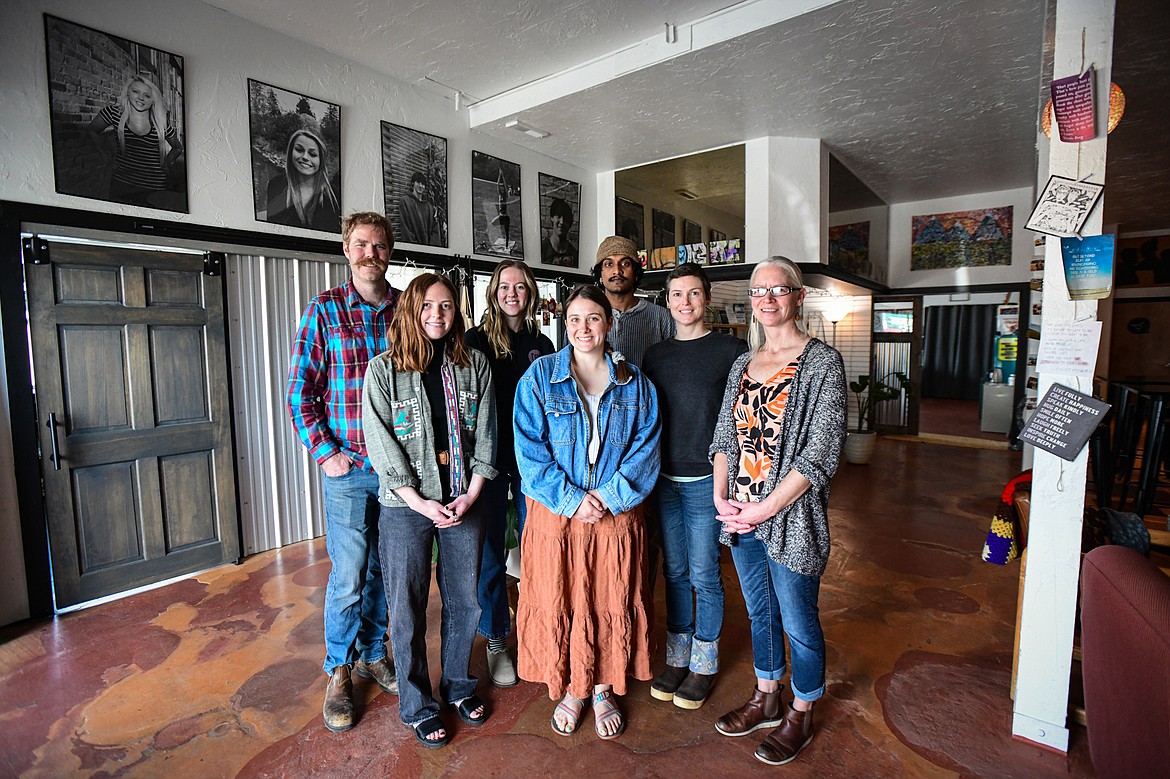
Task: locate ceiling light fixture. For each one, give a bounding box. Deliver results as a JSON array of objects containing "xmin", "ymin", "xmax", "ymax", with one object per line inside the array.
[
  {"xmin": 1041, "ymin": 82, "xmax": 1125, "ymax": 139},
  {"xmin": 676, "ymin": 189, "xmax": 698, "ymax": 200},
  {"xmin": 505, "ymin": 119, "xmax": 549, "ymax": 139}
]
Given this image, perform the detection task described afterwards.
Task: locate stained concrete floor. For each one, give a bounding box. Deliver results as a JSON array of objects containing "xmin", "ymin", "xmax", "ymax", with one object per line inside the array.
[{"xmin": 0, "ymin": 439, "xmax": 1096, "ymax": 777}]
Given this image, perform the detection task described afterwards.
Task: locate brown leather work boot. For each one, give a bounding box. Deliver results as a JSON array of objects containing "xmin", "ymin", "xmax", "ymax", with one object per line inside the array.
[
  {"xmin": 714, "ymin": 686, "xmax": 784, "ymax": 736},
  {"xmin": 354, "ymin": 657, "xmax": 398, "ymax": 694},
  {"xmin": 755, "ymin": 702, "xmax": 815, "ymax": 765},
  {"xmin": 322, "ymin": 664, "xmax": 355, "ymax": 732}
]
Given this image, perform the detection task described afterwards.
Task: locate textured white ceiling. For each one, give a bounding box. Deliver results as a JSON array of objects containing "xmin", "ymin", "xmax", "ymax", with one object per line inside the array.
[
  {"xmin": 473, "ymin": 0, "xmax": 1048, "ymax": 203},
  {"xmin": 202, "ymin": 0, "xmax": 733, "ymax": 101},
  {"xmin": 205, "ymin": 0, "xmax": 1166, "ymax": 228}
]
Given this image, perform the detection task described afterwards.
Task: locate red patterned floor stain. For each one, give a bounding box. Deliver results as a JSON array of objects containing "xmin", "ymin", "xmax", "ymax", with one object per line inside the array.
[
  {"xmin": 877, "ymin": 650, "xmax": 1093, "ymax": 778},
  {"xmin": 2, "ymin": 441, "xmax": 1101, "ymax": 778},
  {"xmin": 914, "ymin": 587, "xmax": 981, "ymax": 614}
]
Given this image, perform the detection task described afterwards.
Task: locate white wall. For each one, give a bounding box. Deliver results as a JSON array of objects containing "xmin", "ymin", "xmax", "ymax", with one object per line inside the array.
[
  {"xmin": 888, "ymin": 187, "xmax": 1035, "ymax": 289},
  {"xmin": 0, "ymin": 0, "xmax": 596, "ymax": 624},
  {"xmin": 0, "ymin": 0, "xmax": 595, "ymax": 271}
]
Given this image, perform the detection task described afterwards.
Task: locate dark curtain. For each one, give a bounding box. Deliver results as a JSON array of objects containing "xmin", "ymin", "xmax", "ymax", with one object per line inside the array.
[{"xmin": 921, "ymin": 305, "xmax": 997, "ymax": 400}]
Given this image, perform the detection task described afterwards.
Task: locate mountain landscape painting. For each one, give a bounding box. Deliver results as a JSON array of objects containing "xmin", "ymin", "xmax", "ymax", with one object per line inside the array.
[
  {"xmin": 911, "ymin": 207, "xmax": 1012, "ymax": 270},
  {"xmin": 828, "ymin": 221, "xmax": 870, "ymax": 277}
]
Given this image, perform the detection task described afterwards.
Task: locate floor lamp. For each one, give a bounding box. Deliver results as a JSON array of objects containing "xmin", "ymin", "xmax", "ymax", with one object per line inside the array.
[{"xmin": 823, "ymin": 300, "xmax": 851, "ymax": 348}]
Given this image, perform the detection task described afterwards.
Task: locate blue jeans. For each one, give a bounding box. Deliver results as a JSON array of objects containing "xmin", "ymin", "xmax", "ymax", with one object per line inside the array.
[
  {"xmin": 729, "ymin": 532, "xmax": 826, "ymax": 702},
  {"xmin": 322, "ymin": 467, "xmax": 388, "ymax": 673},
  {"xmin": 477, "ymin": 470, "xmax": 527, "ymax": 640},
  {"xmin": 379, "ymin": 502, "xmax": 485, "ymax": 726},
  {"xmin": 655, "ymin": 476, "xmax": 724, "ymax": 647}
]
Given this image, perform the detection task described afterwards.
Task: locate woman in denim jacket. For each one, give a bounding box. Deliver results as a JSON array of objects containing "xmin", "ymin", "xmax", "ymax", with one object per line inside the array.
[
  {"xmin": 513, "ymin": 284, "xmax": 661, "ymax": 740},
  {"xmin": 363, "ymin": 273, "xmax": 497, "ymax": 749}
]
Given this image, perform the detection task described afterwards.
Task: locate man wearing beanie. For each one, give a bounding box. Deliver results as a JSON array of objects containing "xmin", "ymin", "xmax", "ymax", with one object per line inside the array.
[{"xmin": 592, "ymin": 235, "xmax": 674, "ymax": 367}]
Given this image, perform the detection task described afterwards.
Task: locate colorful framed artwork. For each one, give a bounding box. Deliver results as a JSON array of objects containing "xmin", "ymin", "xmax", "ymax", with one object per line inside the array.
[{"xmin": 911, "ymin": 208, "xmax": 1012, "ymax": 271}]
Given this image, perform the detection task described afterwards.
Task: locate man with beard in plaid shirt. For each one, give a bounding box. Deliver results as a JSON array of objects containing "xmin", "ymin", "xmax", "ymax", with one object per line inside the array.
[{"xmin": 287, "ymin": 211, "xmax": 401, "ymax": 732}]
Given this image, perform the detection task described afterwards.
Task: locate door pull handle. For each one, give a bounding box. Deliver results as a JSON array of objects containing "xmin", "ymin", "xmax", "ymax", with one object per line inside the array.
[{"xmin": 46, "ymin": 412, "xmax": 62, "ymax": 471}]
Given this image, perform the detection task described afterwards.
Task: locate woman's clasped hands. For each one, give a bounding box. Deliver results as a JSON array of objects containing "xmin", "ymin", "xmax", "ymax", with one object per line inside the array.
[
  {"xmin": 571, "ymin": 490, "xmax": 609, "ymax": 524},
  {"xmin": 716, "ymin": 494, "xmax": 776, "ymax": 534}
]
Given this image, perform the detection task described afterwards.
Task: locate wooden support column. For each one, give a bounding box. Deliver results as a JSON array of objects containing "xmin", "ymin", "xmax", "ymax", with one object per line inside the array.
[{"xmin": 1012, "ymin": 0, "xmax": 1115, "ymax": 753}]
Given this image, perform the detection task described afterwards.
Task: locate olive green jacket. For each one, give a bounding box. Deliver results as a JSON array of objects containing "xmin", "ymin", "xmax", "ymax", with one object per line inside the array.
[{"xmin": 362, "ymin": 349, "xmax": 497, "ymax": 507}]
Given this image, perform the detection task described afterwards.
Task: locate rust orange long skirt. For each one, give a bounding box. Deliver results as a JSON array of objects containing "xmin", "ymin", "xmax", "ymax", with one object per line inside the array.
[{"xmin": 517, "ymin": 497, "xmax": 654, "ymax": 699}]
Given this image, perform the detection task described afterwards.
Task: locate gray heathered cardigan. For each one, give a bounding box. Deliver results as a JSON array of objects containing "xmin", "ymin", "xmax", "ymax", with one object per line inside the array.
[
  {"xmin": 709, "ymin": 338, "xmax": 847, "ymax": 577},
  {"xmin": 362, "ymin": 348, "xmax": 498, "ymax": 507}
]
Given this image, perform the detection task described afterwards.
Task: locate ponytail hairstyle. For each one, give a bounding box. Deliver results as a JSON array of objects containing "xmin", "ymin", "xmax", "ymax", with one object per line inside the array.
[
  {"xmin": 116, "ymin": 73, "xmax": 168, "ymax": 167},
  {"xmin": 387, "ymin": 273, "xmax": 471, "ymax": 373},
  {"xmin": 481, "ymin": 260, "xmax": 540, "ymax": 359},
  {"xmin": 563, "ymin": 283, "xmax": 632, "ymax": 384},
  {"xmin": 746, "ymin": 256, "xmax": 806, "ymax": 353}
]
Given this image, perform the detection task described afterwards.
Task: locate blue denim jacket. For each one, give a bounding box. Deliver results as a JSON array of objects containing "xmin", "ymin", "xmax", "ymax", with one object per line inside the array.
[{"xmin": 514, "ymin": 345, "xmax": 661, "ymax": 517}]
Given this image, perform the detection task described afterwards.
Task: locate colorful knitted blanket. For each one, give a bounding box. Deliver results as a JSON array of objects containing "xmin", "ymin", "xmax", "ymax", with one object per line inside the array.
[{"xmin": 982, "ymin": 470, "xmax": 1033, "ymax": 565}]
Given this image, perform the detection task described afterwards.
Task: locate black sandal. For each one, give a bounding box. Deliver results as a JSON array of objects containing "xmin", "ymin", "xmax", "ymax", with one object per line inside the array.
[
  {"xmin": 454, "ymin": 694, "xmax": 488, "ymax": 727},
  {"xmin": 411, "ymin": 716, "xmax": 450, "ymax": 749}
]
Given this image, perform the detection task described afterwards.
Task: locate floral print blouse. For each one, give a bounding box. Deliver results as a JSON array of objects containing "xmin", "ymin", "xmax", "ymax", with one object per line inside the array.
[{"xmin": 733, "ymin": 362, "xmax": 798, "ymax": 501}]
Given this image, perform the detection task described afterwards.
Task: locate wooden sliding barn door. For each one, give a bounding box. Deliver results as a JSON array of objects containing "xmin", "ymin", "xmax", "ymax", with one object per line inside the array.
[{"xmin": 25, "ymin": 237, "xmax": 239, "ymax": 608}]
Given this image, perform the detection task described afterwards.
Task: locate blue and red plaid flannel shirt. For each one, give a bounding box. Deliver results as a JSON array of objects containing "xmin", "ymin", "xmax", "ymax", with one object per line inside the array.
[{"xmin": 287, "ymin": 279, "xmax": 400, "ymax": 472}]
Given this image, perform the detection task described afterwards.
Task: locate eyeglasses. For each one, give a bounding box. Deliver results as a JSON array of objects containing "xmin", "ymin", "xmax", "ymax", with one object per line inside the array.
[{"xmin": 747, "ymin": 285, "xmax": 801, "ymax": 298}]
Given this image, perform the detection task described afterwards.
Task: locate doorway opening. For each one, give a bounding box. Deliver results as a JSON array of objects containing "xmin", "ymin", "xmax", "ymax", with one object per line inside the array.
[{"xmin": 916, "ymin": 289, "xmax": 1026, "ymax": 448}]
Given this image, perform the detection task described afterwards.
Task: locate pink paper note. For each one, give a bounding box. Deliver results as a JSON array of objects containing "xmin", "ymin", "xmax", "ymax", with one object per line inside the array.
[{"xmin": 1051, "ymin": 70, "xmax": 1096, "ymax": 143}]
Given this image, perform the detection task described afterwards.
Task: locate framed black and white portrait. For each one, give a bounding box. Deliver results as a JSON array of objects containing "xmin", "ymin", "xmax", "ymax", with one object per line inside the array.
[
  {"xmin": 653, "ymin": 209, "xmax": 676, "ymax": 249},
  {"xmin": 683, "ymin": 219, "xmax": 702, "ymax": 245},
  {"xmin": 615, "ymin": 197, "xmax": 644, "ymax": 250},
  {"xmin": 247, "ymin": 79, "xmax": 342, "ymax": 233},
  {"xmin": 381, "ymin": 122, "xmax": 447, "ymax": 247},
  {"xmin": 710, "ymin": 228, "xmax": 727, "ymax": 243},
  {"xmin": 44, "ymin": 14, "xmax": 188, "ymax": 212},
  {"xmin": 538, "ymin": 173, "xmax": 580, "ymax": 267},
  {"xmin": 472, "ymin": 151, "xmax": 523, "ymax": 259}
]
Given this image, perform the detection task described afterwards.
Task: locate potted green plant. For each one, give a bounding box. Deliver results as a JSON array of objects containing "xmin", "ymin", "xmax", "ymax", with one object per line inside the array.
[{"xmin": 844, "ymin": 372, "xmax": 912, "ymax": 464}]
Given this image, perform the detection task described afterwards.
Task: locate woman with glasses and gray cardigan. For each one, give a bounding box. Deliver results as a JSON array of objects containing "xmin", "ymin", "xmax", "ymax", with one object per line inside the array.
[{"xmin": 710, "ymin": 257, "xmax": 846, "ymax": 767}]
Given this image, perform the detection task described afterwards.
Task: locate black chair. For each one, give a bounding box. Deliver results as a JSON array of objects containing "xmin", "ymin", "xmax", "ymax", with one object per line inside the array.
[{"xmin": 1132, "ymin": 394, "xmax": 1167, "ymax": 519}]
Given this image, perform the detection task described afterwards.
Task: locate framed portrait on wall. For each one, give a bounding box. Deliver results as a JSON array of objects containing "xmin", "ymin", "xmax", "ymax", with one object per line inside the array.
[
  {"xmin": 615, "ymin": 197, "xmax": 644, "ymax": 250},
  {"xmin": 247, "ymin": 79, "xmax": 342, "ymax": 233},
  {"xmin": 710, "ymin": 228, "xmax": 727, "ymax": 243},
  {"xmin": 652, "ymin": 209, "xmax": 676, "ymax": 250},
  {"xmin": 44, "ymin": 14, "xmax": 189, "ymax": 213},
  {"xmin": 683, "ymin": 219, "xmax": 702, "ymax": 245},
  {"xmin": 538, "ymin": 172, "xmax": 580, "ymax": 267},
  {"xmin": 381, "ymin": 122, "xmax": 447, "ymax": 247},
  {"xmin": 472, "ymin": 151, "xmax": 523, "ymax": 259}
]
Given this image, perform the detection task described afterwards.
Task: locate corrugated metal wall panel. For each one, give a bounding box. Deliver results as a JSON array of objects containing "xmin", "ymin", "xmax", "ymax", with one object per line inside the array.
[{"xmin": 226, "ymin": 253, "xmax": 347, "ymax": 555}]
